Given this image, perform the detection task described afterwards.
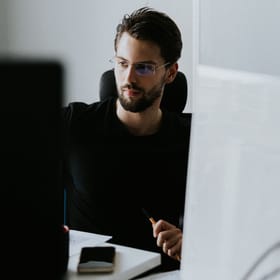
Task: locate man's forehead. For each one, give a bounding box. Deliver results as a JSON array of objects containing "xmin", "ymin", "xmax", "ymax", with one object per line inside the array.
[{"xmin": 116, "ymin": 32, "xmax": 162, "ymax": 62}]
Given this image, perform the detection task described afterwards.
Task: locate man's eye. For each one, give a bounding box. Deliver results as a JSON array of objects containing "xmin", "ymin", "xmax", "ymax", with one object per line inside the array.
[
  {"xmin": 136, "ymin": 64, "xmax": 146, "ymax": 70},
  {"xmin": 135, "ymin": 64, "xmax": 154, "ymax": 74},
  {"xmin": 118, "ymin": 61, "xmax": 128, "ymax": 67}
]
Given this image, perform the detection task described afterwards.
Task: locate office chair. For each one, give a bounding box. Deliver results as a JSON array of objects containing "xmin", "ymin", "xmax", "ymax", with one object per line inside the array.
[{"xmin": 99, "ymin": 69, "xmax": 188, "ymax": 113}]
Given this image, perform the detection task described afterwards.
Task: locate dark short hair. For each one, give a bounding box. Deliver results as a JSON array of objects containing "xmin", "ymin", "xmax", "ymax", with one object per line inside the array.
[{"xmin": 114, "ymin": 7, "xmax": 182, "ymax": 65}]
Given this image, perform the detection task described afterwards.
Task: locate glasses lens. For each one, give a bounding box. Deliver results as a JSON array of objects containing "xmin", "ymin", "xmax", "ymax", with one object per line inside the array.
[{"xmin": 135, "ymin": 64, "xmax": 155, "ymax": 76}]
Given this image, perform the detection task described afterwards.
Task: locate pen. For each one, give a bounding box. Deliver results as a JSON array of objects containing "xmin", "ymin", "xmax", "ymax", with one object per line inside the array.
[
  {"xmin": 142, "ymin": 207, "xmax": 156, "ymax": 225},
  {"xmin": 141, "ymin": 208, "xmax": 181, "ymax": 262}
]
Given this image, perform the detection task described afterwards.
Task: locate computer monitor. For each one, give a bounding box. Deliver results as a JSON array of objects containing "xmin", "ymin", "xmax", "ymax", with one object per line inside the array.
[{"xmin": 0, "ymin": 59, "xmax": 68, "ymax": 279}]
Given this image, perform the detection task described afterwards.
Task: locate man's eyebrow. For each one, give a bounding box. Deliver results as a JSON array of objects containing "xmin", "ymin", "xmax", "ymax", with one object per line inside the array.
[
  {"xmin": 115, "ymin": 56, "xmax": 127, "ymax": 61},
  {"xmin": 115, "ymin": 56, "xmax": 157, "ymax": 65}
]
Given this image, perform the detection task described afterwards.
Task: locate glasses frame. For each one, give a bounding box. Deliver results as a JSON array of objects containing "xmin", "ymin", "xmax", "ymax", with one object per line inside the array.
[{"xmin": 109, "ymin": 57, "xmax": 170, "ymax": 77}]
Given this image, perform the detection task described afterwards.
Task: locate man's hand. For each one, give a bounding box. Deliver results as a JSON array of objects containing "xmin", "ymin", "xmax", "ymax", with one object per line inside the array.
[{"xmin": 153, "ymin": 219, "xmax": 182, "ymax": 261}]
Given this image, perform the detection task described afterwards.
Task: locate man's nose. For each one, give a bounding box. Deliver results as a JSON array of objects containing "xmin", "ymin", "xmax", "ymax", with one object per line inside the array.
[{"xmin": 124, "ymin": 65, "xmax": 137, "ymax": 84}]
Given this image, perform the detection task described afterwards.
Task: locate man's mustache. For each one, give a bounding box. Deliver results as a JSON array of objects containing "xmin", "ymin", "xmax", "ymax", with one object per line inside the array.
[{"xmin": 121, "ymin": 84, "xmax": 143, "ymax": 92}]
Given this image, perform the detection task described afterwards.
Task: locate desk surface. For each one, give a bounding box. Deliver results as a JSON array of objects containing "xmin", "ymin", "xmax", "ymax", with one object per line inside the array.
[{"xmin": 66, "ymin": 242, "xmax": 161, "ymax": 280}]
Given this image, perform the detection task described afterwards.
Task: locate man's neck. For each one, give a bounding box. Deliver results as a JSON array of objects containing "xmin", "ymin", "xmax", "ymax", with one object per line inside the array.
[{"xmin": 116, "ymin": 99, "xmax": 162, "ymax": 136}]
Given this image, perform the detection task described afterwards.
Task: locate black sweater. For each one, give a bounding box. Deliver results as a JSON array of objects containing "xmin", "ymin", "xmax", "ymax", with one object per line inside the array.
[{"xmin": 62, "ymin": 97, "xmax": 191, "ymax": 271}]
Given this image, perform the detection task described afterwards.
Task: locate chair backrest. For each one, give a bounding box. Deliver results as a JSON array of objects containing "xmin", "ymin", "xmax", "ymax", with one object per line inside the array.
[{"xmin": 99, "ymin": 69, "xmax": 188, "ymax": 113}]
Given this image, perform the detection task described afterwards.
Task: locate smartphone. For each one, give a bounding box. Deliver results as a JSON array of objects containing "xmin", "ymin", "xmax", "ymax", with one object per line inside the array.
[{"xmin": 77, "ymin": 246, "xmax": 116, "ymax": 273}]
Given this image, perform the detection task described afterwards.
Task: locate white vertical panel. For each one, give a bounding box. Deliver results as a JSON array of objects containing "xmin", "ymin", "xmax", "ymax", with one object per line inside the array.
[
  {"xmin": 181, "ymin": 66, "xmax": 280, "ymax": 279},
  {"xmin": 181, "ymin": 0, "xmax": 280, "ymax": 276}
]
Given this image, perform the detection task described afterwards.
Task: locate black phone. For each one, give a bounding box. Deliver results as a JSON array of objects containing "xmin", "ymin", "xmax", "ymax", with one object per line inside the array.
[{"xmin": 77, "ymin": 246, "xmax": 116, "ymax": 273}]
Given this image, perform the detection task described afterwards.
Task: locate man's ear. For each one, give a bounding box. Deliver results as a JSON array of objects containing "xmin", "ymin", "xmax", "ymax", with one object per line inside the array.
[{"xmin": 165, "ymin": 63, "xmax": 178, "ymax": 84}]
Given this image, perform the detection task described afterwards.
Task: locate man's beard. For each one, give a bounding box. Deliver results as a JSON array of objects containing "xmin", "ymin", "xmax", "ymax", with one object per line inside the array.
[{"xmin": 117, "ymin": 80, "xmax": 165, "ymax": 113}]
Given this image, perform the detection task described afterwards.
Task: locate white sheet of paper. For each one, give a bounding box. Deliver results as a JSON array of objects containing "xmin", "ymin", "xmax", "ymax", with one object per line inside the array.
[{"xmin": 69, "ymin": 229, "xmax": 112, "ymax": 256}]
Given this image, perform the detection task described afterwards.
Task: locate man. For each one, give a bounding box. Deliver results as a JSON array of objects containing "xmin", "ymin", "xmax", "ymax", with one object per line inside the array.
[{"xmin": 62, "ymin": 6, "xmax": 191, "ymax": 272}]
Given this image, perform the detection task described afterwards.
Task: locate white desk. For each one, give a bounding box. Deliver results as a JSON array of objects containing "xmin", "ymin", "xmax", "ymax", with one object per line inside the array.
[
  {"xmin": 66, "ymin": 244, "xmax": 161, "ymax": 280},
  {"xmin": 65, "ymin": 230, "xmax": 161, "ymax": 280}
]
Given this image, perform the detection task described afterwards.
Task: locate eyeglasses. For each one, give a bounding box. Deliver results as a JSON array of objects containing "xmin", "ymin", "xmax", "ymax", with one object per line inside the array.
[{"xmin": 109, "ymin": 57, "xmax": 170, "ymax": 77}]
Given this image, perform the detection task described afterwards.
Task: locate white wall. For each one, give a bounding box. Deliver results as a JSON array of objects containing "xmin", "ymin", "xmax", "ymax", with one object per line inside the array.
[
  {"xmin": 0, "ymin": 0, "xmax": 193, "ymax": 111},
  {"xmin": 199, "ymin": 0, "xmax": 280, "ymax": 76},
  {"xmin": 0, "ymin": 0, "xmax": 8, "ymax": 52}
]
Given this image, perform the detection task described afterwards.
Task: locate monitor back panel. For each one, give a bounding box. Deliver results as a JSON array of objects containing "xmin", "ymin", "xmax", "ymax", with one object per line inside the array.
[{"xmin": 0, "ymin": 59, "xmax": 67, "ymax": 279}]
